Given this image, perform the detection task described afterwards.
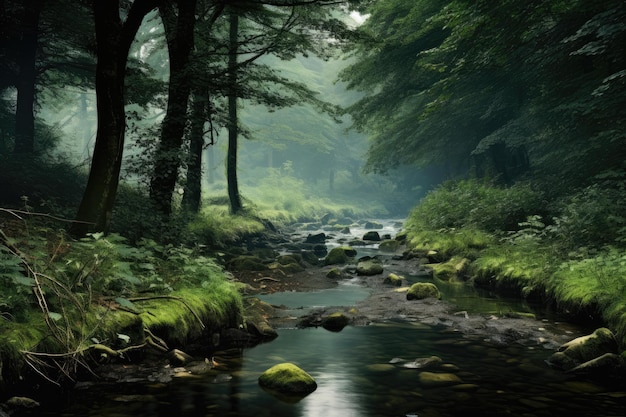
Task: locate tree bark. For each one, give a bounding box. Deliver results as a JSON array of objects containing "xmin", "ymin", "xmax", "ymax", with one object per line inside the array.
[
  {"xmin": 227, "ymin": 7, "xmax": 242, "ymax": 214},
  {"xmin": 13, "ymin": 0, "xmax": 43, "ymax": 154},
  {"xmin": 71, "ymin": 0, "xmax": 156, "ymax": 237},
  {"xmin": 182, "ymin": 91, "xmax": 205, "ymax": 213},
  {"xmin": 149, "ymin": 0, "xmax": 197, "ymax": 216}
]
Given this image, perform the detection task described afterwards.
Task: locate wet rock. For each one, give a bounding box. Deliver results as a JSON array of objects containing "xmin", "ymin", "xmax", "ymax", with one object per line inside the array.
[
  {"xmin": 401, "ymin": 356, "xmax": 443, "ymax": 370},
  {"xmin": 305, "ymin": 233, "xmax": 326, "ymax": 244},
  {"xmin": 383, "ymin": 273, "xmax": 404, "ymax": 286},
  {"xmin": 547, "ymin": 327, "xmax": 619, "ymax": 371},
  {"xmin": 379, "ymin": 239, "xmax": 401, "ymax": 253},
  {"xmin": 326, "ymin": 268, "xmax": 343, "ymax": 279},
  {"xmin": 362, "ymin": 231, "xmax": 381, "ymax": 241},
  {"xmin": 300, "ymin": 250, "xmax": 320, "ymax": 265},
  {"xmin": 356, "ymin": 258, "xmax": 384, "ymax": 276},
  {"xmin": 324, "ymin": 246, "xmax": 357, "ymax": 265},
  {"xmin": 365, "ymin": 221, "xmax": 383, "ymax": 229},
  {"xmin": 418, "ymin": 371, "xmax": 462, "ymax": 388},
  {"xmin": 5, "ymin": 397, "xmax": 40, "ymax": 409},
  {"xmin": 321, "ymin": 312, "xmax": 350, "ymax": 332},
  {"xmin": 258, "ymin": 363, "xmax": 317, "ymax": 394},
  {"xmin": 227, "ymin": 255, "xmax": 268, "ymax": 271},
  {"xmin": 406, "ymin": 282, "xmax": 441, "ymax": 300}
]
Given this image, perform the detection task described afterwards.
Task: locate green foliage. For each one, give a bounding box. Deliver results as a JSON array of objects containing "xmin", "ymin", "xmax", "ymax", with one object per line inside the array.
[
  {"xmin": 407, "ymin": 179, "xmax": 543, "ymax": 233},
  {"xmin": 546, "ymin": 247, "xmax": 626, "ymax": 345},
  {"xmin": 407, "ymin": 228, "xmax": 494, "ymax": 261}
]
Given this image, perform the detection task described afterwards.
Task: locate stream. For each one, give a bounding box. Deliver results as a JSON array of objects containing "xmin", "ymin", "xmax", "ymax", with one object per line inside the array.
[{"xmin": 22, "ymin": 219, "xmax": 626, "ymax": 417}]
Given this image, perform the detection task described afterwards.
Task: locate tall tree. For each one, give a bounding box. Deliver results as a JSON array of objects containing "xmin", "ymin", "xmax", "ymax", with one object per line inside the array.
[
  {"xmin": 13, "ymin": 0, "xmax": 44, "ymax": 154},
  {"xmin": 226, "ymin": 6, "xmax": 242, "ymax": 214},
  {"xmin": 148, "ymin": 0, "xmax": 197, "ymax": 216},
  {"xmin": 70, "ymin": 0, "xmax": 157, "ymax": 236}
]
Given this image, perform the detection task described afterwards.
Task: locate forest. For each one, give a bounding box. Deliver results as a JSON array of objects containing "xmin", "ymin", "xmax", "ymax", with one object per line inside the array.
[{"xmin": 0, "ymin": 0, "xmax": 625, "ymax": 411}]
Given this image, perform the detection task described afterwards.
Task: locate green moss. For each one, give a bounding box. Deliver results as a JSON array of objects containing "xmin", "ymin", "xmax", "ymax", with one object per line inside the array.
[
  {"xmin": 227, "ymin": 255, "xmax": 268, "ymax": 272},
  {"xmin": 379, "ymin": 239, "xmax": 400, "ymax": 253},
  {"xmin": 258, "ymin": 362, "xmax": 317, "ymax": 394},
  {"xmin": 324, "ymin": 246, "xmax": 356, "ymax": 265},
  {"xmin": 137, "ymin": 286, "xmax": 243, "ymax": 346},
  {"xmin": 407, "ymin": 282, "xmax": 441, "ymax": 300}
]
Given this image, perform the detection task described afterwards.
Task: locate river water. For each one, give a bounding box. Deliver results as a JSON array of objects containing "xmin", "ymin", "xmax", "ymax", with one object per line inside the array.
[{"xmin": 24, "ymin": 219, "xmax": 626, "ymax": 417}]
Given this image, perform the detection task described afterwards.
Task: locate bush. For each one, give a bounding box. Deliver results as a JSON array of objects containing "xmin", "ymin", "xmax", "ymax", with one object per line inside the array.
[{"xmin": 407, "ymin": 179, "xmax": 543, "ymax": 233}]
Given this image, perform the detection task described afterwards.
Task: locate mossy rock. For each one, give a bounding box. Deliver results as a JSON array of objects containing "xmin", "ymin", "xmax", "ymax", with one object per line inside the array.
[
  {"xmin": 276, "ymin": 254, "xmax": 303, "ymax": 266},
  {"xmin": 326, "ymin": 268, "xmax": 343, "ymax": 279},
  {"xmin": 321, "ymin": 312, "xmax": 350, "ymax": 332},
  {"xmin": 258, "ymin": 363, "xmax": 317, "ymax": 394},
  {"xmin": 365, "ymin": 221, "xmax": 383, "ymax": 229},
  {"xmin": 379, "ymin": 239, "xmax": 400, "ymax": 253},
  {"xmin": 406, "ymin": 282, "xmax": 441, "ymax": 300},
  {"xmin": 383, "ymin": 273, "xmax": 404, "ymax": 286},
  {"xmin": 431, "ymin": 262, "xmax": 457, "ymax": 281},
  {"xmin": 227, "ymin": 255, "xmax": 268, "ymax": 271},
  {"xmin": 324, "ymin": 246, "xmax": 357, "ymax": 265},
  {"xmin": 300, "ymin": 250, "xmax": 320, "ymax": 266},
  {"xmin": 356, "ymin": 258, "xmax": 384, "ymax": 276}
]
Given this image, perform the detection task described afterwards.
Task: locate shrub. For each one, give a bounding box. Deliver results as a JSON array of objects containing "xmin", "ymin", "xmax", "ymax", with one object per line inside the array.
[{"xmin": 407, "ymin": 179, "xmax": 543, "ymax": 233}]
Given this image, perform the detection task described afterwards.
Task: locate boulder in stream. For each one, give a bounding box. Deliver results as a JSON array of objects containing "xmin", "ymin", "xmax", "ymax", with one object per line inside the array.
[
  {"xmin": 356, "ymin": 257, "xmax": 384, "ymax": 275},
  {"xmin": 258, "ymin": 363, "xmax": 317, "ymax": 395},
  {"xmin": 546, "ymin": 327, "xmax": 626, "ymax": 383},
  {"xmin": 324, "ymin": 246, "xmax": 357, "ymax": 265},
  {"xmin": 406, "ymin": 282, "xmax": 441, "ymax": 300}
]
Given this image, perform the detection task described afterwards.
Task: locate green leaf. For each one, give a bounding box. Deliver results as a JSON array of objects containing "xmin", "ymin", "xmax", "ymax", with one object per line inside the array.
[
  {"xmin": 115, "ymin": 297, "xmax": 140, "ymax": 313},
  {"xmin": 48, "ymin": 312, "xmax": 63, "ymax": 321},
  {"xmin": 12, "ymin": 275, "xmax": 36, "ymax": 286}
]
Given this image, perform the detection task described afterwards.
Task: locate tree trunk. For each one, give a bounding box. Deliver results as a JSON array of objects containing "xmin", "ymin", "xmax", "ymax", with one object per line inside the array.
[
  {"xmin": 13, "ymin": 0, "xmax": 43, "ymax": 154},
  {"xmin": 227, "ymin": 8, "xmax": 242, "ymax": 214},
  {"xmin": 71, "ymin": 0, "xmax": 156, "ymax": 237},
  {"xmin": 149, "ymin": 0, "xmax": 197, "ymax": 216},
  {"xmin": 182, "ymin": 91, "xmax": 205, "ymax": 213}
]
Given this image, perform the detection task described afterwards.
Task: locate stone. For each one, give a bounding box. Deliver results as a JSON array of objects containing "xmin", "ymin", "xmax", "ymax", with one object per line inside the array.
[
  {"xmin": 321, "ymin": 312, "xmax": 350, "ymax": 332},
  {"xmin": 258, "ymin": 363, "xmax": 317, "ymax": 394},
  {"xmin": 356, "ymin": 258, "xmax": 384, "ymax": 276},
  {"xmin": 326, "ymin": 268, "xmax": 343, "ymax": 279},
  {"xmin": 305, "ymin": 233, "xmax": 326, "ymax": 244},
  {"xmin": 324, "ymin": 246, "xmax": 357, "ymax": 265},
  {"xmin": 418, "ymin": 372, "xmax": 462, "ymax": 388},
  {"xmin": 378, "ymin": 239, "xmax": 400, "ymax": 252},
  {"xmin": 406, "ymin": 282, "xmax": 441, "ymax": 300},
  {"xmin": 383, "ymin": 273, "xmax": 403, "ymax": 286},
  {"xmin": 362, "ymin": 231, "xmax": 381, "ymax": 241},
  {"xmin": 364, "ymin": 221, "xmax": 383, "ymax": 229},
  {"xmin": 547, "ymin": 327, "xmax": 619, "ymax": 371}
]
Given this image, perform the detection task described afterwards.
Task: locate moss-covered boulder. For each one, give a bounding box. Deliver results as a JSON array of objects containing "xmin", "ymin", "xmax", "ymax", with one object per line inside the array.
[
  {"xmin": 378, "ymin": 239, "xmax": 400, "ymax": 253},
  {"xmin": 326, "ymin": 268, "xmax": 343, "ymax": 279},
  {"xmin": 547, "ymin": 328, "xmax": 620, "ymax": 371},
  {"xmin": 406, "ymin": 282, "xmax": 441, "ymax": 300},
  {"xmin": 324, "ymin": 246, "xmax": 357, "ymax": 265},
  {"xmin": 321, "ymin": 312, "xmax": 350, "ymax": 332},
  {"xmin": 356, "ymin": 258, "xmax": 384, "ymax": 276},
  {"xmin": 258, "ymin": 363, "xmax": 317, "ymax": 394},
  {"xmin": 300, "ymin": 250, "xmax": 320, "ymax": 266},
  {"xmin": 227, "ymin": 255, "xmax": 268, "ymax": 271},
  {"xmin": 383, "ymin": 273, "xmax": 404, "ymax": 286}
]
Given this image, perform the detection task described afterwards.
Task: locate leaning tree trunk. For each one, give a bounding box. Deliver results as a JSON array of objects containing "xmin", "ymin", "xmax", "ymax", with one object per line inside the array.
[
  {"xmin": 71, "ymin": 0, "xmax": 156, "ymax": 237},
  {"xmin": 149, "ymin": 0, "xmax": 196, "ymax": 216},
  {"xmin": 13, "ymin": 0, "xmax": 43, "ymax": 154},
  {"xmin": 227, "ymin": 8, "xmax": 242, "ymax": 214}
]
